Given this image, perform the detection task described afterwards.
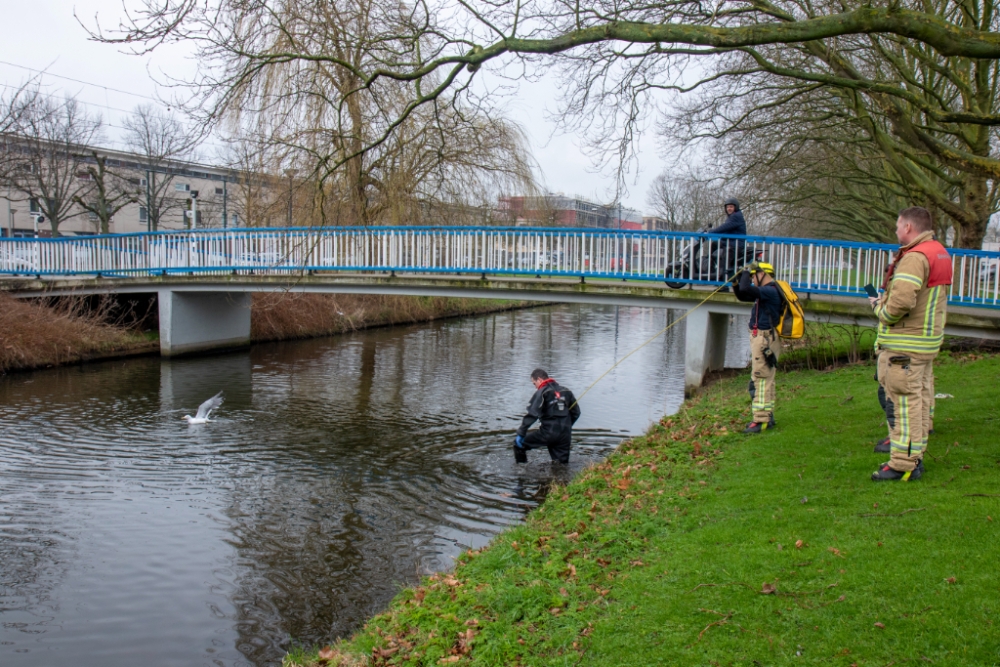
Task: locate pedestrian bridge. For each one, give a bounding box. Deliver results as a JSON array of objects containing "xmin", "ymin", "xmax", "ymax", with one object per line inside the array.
[{"xmin": 3, "ymin": 226, "xmax": 999, "ymax": 394}]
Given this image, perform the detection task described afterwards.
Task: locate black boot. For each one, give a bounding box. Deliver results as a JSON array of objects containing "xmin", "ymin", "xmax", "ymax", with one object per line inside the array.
[
  {"xmin": 871, "ymin": 462, "xmax": 921, "ymax": 482},
  {"xmin": 873, "ymin": 436, "xmax": 891, "ymax": 453},
  {"xmin": 514, "ymin": 444, "xmax": 527, "ymax": 463},
  {"xmin": 743, "ymin": 413, "xmax": 776, "ymax": 434}
]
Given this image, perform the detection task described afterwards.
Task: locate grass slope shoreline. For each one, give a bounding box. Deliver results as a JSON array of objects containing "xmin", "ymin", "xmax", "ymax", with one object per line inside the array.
[
  {"xmin": 289, "ymin": 351, "xmax": 1000, "ymax": 667},
  {"xmin": 0, "ymin": 292, "xmax": 528, "ymax": 374}
]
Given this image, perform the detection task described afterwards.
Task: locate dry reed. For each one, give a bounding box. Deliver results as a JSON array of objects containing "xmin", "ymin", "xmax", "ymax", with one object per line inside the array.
[
  {"xmin": 0, "ymin": 293, "xmax": 146, "ymax": 373},
  {"xmin": 250, "ymin": 292, "xmax": 524, "ymax": 342}
]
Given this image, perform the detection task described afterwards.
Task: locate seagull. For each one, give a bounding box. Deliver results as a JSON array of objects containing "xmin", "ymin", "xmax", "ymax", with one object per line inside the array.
[{"xmin": 182, "ymin": 391, "xmax": 224, "ymax": 425}]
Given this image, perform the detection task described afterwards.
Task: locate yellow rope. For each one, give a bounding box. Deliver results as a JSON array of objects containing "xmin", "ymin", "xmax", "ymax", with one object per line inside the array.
[{"xmin": 570, "ymin": 276, "xmax": 739, "ymax": 409}]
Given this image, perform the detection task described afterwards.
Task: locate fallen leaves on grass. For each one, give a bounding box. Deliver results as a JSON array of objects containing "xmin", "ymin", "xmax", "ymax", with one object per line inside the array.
[
  {"xmin": 373, "ymin": 646, "xmax": 399, "ymax": 659},
  {"xmin": 795, "ymin": 539, "xmax": 805, "ymax": 549},
  {"xmin": 317, "ymin": 646, "xmax": 339, "ymax": 664},
  {"xmin": 827, "ymin": 547, "xmax": 845, "ymax": 558},
  {"xmin": 874, "ymin": 622, "xmax": 886, "ymax": 629},
  {"xmin": 761, "ymin": 582, "xmax": 777, "ymax": 595},
  {"xmin": 946, "ymin": 577, "xmax": 957, "ymax": 584}
]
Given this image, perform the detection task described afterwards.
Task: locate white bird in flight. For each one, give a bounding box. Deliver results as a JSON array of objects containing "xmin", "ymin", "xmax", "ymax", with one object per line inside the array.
[{"xmin": 182, "ymin": 391, "xmax": 224, "ymax": 425}]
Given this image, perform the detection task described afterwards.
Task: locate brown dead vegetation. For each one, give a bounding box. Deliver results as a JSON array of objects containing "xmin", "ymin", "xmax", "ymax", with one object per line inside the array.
[
  {"xmin": 0, "ymin": 292, "xmax": 149, "ymax": 373},
  {"xmin": 250, "ymin": 293, "xmax": 524, "ymax": 342}
]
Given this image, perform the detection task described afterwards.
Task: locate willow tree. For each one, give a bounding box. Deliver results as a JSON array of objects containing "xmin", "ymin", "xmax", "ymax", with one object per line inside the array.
[
  {"xmin": 90, "ymin": 0, "xmax": 1000, "ymax": 239},
  {"xmin": 93, "ymin": 0, "xmax": 537, "ymax": 226}
]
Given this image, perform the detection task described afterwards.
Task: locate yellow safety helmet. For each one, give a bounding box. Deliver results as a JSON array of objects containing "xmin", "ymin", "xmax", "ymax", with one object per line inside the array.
[{"xmin": 756, "ymin": 261, "xmax": 775, "ymax": 275}]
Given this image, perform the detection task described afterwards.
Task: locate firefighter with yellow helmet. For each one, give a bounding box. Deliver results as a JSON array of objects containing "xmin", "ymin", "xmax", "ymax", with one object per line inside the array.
[{"xmin": 733, "ymin": 260, "xmax": 783, "ymax": 433}]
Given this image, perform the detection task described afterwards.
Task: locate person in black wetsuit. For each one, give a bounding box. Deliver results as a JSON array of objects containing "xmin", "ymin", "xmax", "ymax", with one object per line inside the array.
[
  {"xmin": 733, "ymin": 261, "xmax": 783, "ymax": 433},
  {"xmin": 514, "ymin": 368, "xmax": 581, "ymax": 464}
]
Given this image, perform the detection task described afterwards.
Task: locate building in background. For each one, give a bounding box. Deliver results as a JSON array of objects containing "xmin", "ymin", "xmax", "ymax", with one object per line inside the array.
[
  {"xmin": 499, "ymin": 194, "xmax": 643, "ymax": 229},
  {"xmin": 0, "ymin": 140, "xmax": 253, "ymax": 238},
  {"xmin": 642, "ymin": 215, "xmax": 669, "ymax": 231}
]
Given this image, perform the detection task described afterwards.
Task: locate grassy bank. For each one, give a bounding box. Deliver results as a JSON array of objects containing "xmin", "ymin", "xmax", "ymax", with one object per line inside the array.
[
  {"xmin": 0, "ymin": 293, "xmax": 528, "ymax": 373},
  {"xmin": 290, "ymin": 350, "xmax": 1000, "ymax": 666}
]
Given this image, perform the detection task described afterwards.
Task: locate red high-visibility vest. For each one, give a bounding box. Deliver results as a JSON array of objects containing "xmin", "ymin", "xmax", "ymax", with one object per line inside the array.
[
  {"xmin": 882, "ymin": 239, "xmax": 952, "ymax": 290},
  {"xmin": 909, "ymin": 239, "xmax": 953, "ymax": 287}
]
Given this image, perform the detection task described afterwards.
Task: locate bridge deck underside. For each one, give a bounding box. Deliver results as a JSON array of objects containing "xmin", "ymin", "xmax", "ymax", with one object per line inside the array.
[{"xmin": 3, "ymin": 273, "xmax": 998, "ymax": 339}]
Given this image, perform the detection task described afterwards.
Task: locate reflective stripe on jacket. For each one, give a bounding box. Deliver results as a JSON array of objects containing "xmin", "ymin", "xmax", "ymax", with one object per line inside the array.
[{"xmin": 874, "ymin": 231, "xmax": 952, "ymax": 355}]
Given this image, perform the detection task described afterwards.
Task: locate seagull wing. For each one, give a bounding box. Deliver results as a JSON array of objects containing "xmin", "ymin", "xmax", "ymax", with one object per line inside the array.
[{"xmin": 194, "ymin": 391, "xmax": 224, "ymax": 420}]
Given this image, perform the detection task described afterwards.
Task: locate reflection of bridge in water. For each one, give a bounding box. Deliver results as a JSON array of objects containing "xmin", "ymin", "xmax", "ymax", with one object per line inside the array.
[{"xmin": 2, "ymin": 226, "xmax": 999, "ymax": 393}]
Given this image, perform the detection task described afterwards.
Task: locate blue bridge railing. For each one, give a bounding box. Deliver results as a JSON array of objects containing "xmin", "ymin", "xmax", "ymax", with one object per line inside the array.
[{"xmin": 1, "ymin": 226, "xmax": 998, "ymax": 308}]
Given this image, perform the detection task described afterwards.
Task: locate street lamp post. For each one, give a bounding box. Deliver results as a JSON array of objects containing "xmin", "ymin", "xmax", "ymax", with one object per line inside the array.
[
  {"xmin": 284, "ymin": 168, "xmax": 298, "ymax": 226},
  {"xmin": 145, "ymin": 170, "xmax": 153, "ymax": 232},
  {"xmin": 6, "ymin": 185, "xmax": 13, "ymax": 237},
  {"xmin": 190, "ymin": 190, "xmax": 199, "ymax": 229}
]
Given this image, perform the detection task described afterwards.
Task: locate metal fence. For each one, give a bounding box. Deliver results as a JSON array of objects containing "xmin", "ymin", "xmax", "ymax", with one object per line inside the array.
[{"xmin": 2, "ymin": 226, "xmax": 998, "ymax": 308}]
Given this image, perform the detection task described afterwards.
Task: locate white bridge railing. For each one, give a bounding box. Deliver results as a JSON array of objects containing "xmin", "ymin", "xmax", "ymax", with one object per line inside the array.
[{"xmin": 1, "ymin": 226, "xmax": 998, "ymax": 308}]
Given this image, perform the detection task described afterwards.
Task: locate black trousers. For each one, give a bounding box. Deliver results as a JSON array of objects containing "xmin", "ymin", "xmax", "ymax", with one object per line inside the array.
[{"xmin": 522, "ymin": 427, "xmax": 572, "ymax": 463}]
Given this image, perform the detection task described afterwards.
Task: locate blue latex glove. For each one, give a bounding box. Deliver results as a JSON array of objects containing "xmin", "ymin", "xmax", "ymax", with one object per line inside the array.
[{"xmin": 515, "ymin": 435, "xmax": 524, "ymax": 449}]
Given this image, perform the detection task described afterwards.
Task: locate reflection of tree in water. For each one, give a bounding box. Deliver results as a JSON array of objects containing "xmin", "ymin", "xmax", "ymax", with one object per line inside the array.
[
  {"xmin": 224, "ymin": 331, "xmax": 570, "ymax": 666},
  {"xmin": 219, "ymin": 450, "xmax": 550, "ymax": 665}
]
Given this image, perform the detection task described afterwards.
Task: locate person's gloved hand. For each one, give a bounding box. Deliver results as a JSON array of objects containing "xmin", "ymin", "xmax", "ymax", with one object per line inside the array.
[{"xmin": 515, "ymin": 435, "xmax": 524, "ymax": 449}]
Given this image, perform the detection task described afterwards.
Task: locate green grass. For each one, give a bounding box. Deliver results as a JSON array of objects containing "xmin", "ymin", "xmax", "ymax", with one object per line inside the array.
[{"xmin": 288, "ymin": 351, "xmax": 1000, "ymax": 667}]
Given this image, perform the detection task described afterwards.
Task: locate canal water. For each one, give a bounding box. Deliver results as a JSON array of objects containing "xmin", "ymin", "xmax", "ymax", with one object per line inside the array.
[{"xmin": 0, "ymin": 304, "xmax": 748, "ymax": 666}]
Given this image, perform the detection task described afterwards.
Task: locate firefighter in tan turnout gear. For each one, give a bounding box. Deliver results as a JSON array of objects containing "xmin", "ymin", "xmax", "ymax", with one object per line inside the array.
[
  {"xmin": 733, "ymin": 261, "xmax": 783, "ymax": 433},
  {"xmin": 869, "ymin": 207, "xmax": 952, "ymax": 482}
]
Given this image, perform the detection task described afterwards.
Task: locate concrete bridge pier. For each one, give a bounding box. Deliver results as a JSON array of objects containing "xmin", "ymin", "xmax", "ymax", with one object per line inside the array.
[
  {"xmin": 684, "ymin": 308, "xmax": 730, "ymax": 397},
  {"xmin": 158, "ymin": 290, "xmax": 252, "ymax": 357}
]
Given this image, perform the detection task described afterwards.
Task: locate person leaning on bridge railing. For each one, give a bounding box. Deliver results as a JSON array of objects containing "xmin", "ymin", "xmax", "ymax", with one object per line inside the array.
[
  {"xmin": 732, "ymin": 261, "xmax": 783, "ymax": 434},
  {"xmin": 869, "ymin": 206, "xmax": 952, "ymax": 483}
]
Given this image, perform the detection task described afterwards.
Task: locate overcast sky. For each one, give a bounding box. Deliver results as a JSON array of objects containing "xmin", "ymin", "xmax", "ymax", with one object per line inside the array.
[{"xmin": 0, "ymin": 0, "xmax": 668, "ymax": 214}]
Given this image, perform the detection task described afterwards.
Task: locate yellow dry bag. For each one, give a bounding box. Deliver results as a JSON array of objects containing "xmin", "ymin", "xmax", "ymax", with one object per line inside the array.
[{"xmin": 774, "ymin": 280, "xmax": 805, "ymax": 339}]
